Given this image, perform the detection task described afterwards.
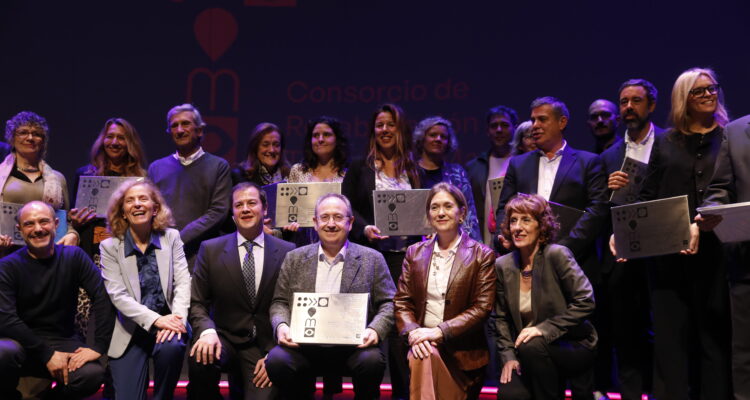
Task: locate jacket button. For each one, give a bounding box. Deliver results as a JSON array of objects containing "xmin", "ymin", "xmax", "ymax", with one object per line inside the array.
[{"xmin": 697, "ymin": 153, "xmax": 703, "ymax": 159}]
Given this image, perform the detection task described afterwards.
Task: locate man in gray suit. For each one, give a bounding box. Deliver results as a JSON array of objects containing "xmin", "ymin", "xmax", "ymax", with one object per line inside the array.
[
  {"xmin": 697, "ymin": 114, "xmax": 750, "ymax": 400},
  {"xmin": 188, "ymin": 182, "xmax": 295, "ymax": 400},
  {"xmin": 265, "ymin": 193, "xmax": 396, "ymax": 400}
]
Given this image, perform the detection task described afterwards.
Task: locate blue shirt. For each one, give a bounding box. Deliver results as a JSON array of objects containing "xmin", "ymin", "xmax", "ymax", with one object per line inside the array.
[{"xmin": 124, "ymin": 230, "xmax": 167, "ymax": 315}]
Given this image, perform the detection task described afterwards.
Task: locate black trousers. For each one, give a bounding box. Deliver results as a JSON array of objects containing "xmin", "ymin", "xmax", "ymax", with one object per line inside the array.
[
  {"xmin": 649, "ymin": 233, "xmax": 731, "ymax": 400},
  {"xmin": 725, "ymin": 242, "xmax": 750, "ymax": 400},
  {"xmin": 383, "ymin": 251, "xmax": 410, "ymax": 399},
  {"xmin": 496, "ymin": 337, "xmax": 595, "ymax": 400},
  {"xmin": 0, "ymin": 337, "xmax": 105, "ymax": 400},
  {"xmin": 187, "ymin": 335, "xmax": 276, "ymax": 400},
  {"xmin": 607, "ymin": 258, "xmax": 653, "ymax": 400},
  {"xmin": 265, "ymin": 344, "xmax": 385, "ymax": 400}
]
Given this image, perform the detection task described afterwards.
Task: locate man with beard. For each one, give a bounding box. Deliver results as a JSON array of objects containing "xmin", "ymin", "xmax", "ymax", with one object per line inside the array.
[
  {"xmin": 465, "ymin": 105, "xmax": 518, "ymax": 246},
  {"xmin": 599, "ymin": 78, "xmax": 664, "ymax": 400},
  {"xmin": 587, "ymin": 99, "xmax": 620, "ymax": 154},
  {"xmin": 265, "ymin": 193, "xmax": 396, "ymax": 399},
  {"xmin": 0, "ymin": 201, "xmax": 114, "ymax": 400},
  {"xmin": 148, "ymin": 104, "xmax": 232, "ymax": 271}
]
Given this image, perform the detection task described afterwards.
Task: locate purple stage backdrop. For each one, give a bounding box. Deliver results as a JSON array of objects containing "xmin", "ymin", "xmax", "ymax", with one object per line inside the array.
[{"xmin": 1, "ymin": 0, "xmax": 749, "ymax": 190}]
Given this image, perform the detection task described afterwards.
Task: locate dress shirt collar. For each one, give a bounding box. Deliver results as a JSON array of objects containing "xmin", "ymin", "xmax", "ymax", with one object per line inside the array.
[
  {"xmin": 537, "ymin": 140, "xmax": 567, "ymax": 161},
  {"xmin": 432, "ymin": 233, "xmax": 462, "ymax": 257},
  {"xmin": 624, "ymin": 122, "xmax": 654, "ymax": 147},
  {"xmin": 124, "ymin": 229, "xmax": 161, "ymax": 257},
  {"xmin": 237, "ymin": 230, "xmax": 265, "ymax": 249},
  {"xmin": 173, "ymin": 147, "xmax": 205, "ymax": 166},
  {"xmin": 318, "ymin": 240, "xmax": 349, "ymax": 265}
]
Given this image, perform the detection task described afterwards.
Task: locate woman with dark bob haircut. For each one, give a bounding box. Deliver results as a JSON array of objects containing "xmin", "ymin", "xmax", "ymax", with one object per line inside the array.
[
  {"xmin": 394, "ymin": 182, "xmax": 496, "ymax": 399},
  {"xmin": 289, "ymin": 116, "xmax": 349, "ymax": 182},
  {"xmin": 494, "ymin": 193, "xmax": 597, "ymax": 400}
]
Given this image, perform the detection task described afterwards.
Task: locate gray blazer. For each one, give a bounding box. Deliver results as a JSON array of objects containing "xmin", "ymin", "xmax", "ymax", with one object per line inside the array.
[
  {"xmin": 493, "ymin": 244, "xmax": 597, "ymax": 366},
  {"xmin": 100, "ymin": 228, "xmax": 191, "ymax": 358},
  {"xmin": 270, "ymin": 242, "xmax": 396, "ymax": 340}
]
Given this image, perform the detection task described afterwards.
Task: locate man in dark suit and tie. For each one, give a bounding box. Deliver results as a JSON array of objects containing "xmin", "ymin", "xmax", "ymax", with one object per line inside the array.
[
  {"xmin": 495, "ymin": 96, "xmax": 608, "ymax": 280},
  {"xmin": 188, "ymin": 182, "xmax": 295, "ymax": 400},
  {"xmin": 697, "ymin": 113, "xmax": 750, "ymax": 400},
  {"xmin": 599, "ymin": 79, "xmax": 664, "ymax": 400},
  {"xmin": 265, "ymin": 193, "xmax": 396, "ymax": 400}
]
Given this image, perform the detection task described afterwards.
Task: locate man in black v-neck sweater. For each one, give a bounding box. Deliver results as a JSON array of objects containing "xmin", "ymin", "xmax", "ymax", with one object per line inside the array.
[{"xmin": 0, "ymin": 201, "xmax": 114, "ymax": 399}]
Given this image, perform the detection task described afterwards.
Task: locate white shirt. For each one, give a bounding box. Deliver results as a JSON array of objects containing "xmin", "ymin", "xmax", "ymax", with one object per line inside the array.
[
  {"xmin": 315, "ymin": 241, "xmax": 348, "ymax": 293},
  {"xmin": 173, "ymin": 147, "xmax": 205, "ymax": 166},
  {"xmin": 424, "ymin": 236, "xmax": 461, "ymax": 328},
  {"xmin": 483, "ymin": 155, "xmax": 511, "ymax": 243},
  {"xmin": 200, "ymin": 231, "xmax": 265, "ymax": 338},
  {"xmin": 624, "ymin": 123, "xmax": 655, "ymax": 164},
  {"xmin": 537, "ymin": 141, "xmax": 567, "ymax": 201}
]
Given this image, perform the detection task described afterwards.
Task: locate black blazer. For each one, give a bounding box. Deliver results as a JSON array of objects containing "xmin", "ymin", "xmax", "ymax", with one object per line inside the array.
[
  {"xmin": 495, "ymin": 145, "xmax": 608, "ymax": 282},
  {"xmin": 493, "ymin": 244, "xmax": 597, "ymax": 366},
  {"xmin": 189, "ymin": 232, "xmax": 295, "ymax": 352},
  {"xmin": 341, "ymin": 158, "xmax": 419, "ymax": 245},
  {"xmin": 464, "ymin": 151, "xmax": 491, "ymax": 229}
]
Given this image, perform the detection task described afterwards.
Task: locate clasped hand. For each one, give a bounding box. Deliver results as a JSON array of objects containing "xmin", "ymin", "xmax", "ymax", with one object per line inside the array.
[
  {"xmin": 46, "ymin": 348, "xmax": 101, "ymax": 385},
  {"xmin": 408, "ymin": 327, "xmax": 443, "ymax": 360}
]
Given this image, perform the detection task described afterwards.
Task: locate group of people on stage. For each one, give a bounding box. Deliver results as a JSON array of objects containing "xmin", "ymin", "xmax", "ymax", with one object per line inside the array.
[{"xmin": 0, "ymin": 64, "xmax": 748, "ymax": 400}]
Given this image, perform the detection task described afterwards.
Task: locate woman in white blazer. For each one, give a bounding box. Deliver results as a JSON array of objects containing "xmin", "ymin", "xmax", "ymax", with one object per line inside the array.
[{"xmin": 100, "ymin": 179, "xmax": 191, "ymax": 400}]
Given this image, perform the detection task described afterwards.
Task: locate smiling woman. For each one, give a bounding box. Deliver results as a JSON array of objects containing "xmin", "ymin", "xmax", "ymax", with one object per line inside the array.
[{"xmin": 232, "ymin": 122, "xmax": 291, "ymax": 187}]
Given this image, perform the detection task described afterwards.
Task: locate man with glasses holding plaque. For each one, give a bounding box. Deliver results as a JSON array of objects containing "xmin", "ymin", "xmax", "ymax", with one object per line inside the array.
[
  {"xmin": 265, "ymin": 193, "xmax": 396, "ymax": 399},
  {"xmin": 188, "ymin": 182, "xmax": 295, "ymax": 400}
]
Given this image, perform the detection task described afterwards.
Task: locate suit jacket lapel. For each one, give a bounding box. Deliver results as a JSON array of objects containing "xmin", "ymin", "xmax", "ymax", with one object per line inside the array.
[
  {"xmin": 155, "ymin": 234, "xmax": 172, "ymax": 305},
  {"xmin": 301, "ymin": 245, "xmax": 318, "ymax": 293},
  {"xmin": 447, "ymin": 233, "xmax": 470, "ymax": 291},
  {"xmin": 119, "ymin": 239, "xmax": 142, "ymax": 302},
  {"xmin": 524, "ymin": 152, "xmax": 540, "ymax": 194},
  {"xmin": 507, "ymin": 252, "xmax": 523, "ymax": 332},
  {"xmin": 549, "ymin": 146, "xmax": 576, "ymax": 200},
  {"xmin": 530, "ymin": 247, "xmax": 546, "ymax": 324},
  {"xmin": 418, "ymin": 239, "xmax": 434, "ymax": 296},
  {"xmin": 340, "ymin": 243, "xmax": 362, "ymax": 293},
  {"xmin": 221, "ymin": 234, "xmax": 252, "ymax": 307},
  {"xmin": 257, "ymin": 234, "xmax": 282, "ymax": 302}
]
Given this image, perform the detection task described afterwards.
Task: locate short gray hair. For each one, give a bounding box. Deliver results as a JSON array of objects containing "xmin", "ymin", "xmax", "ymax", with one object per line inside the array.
[
  {"xmin": 413, "ymin": 116, "xmax": 459, "ymax": 156},
  {"xmin": 314, "ymin": 193, "xmax": 353, "ymax": 218},
  {"xmin": 530, "ymin": 96, "xmax": 569, "ymax": 120},
  {"xmin": 165, "ymin": 103, "xmax": 206, "ymax": 133}
]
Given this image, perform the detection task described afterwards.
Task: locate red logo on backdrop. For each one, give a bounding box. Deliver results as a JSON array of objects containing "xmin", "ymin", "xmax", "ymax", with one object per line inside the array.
[
  {"xmin": 245, "ymin": 0, "xmax": 296, "ymax": 7},
  {"xmin": 187, "ymin": 8, "xmax": 241, "ymax": 163}
]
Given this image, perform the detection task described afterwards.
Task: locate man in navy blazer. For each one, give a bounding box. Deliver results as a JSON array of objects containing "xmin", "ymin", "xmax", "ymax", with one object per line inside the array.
[
  {"xmin": 188, "ymin": 182, "xmax": 295, "ymax": 400},
  {"xmin": 697, "ymin": 114, "xmax": 750, "ymax": 400},
  {"xmin": 495, "ymin": 96, "xmax": 608, "ymax": 283},
  {"xmin": 599, "ymin": 79, "xmax": 664, "ymax": 400}
]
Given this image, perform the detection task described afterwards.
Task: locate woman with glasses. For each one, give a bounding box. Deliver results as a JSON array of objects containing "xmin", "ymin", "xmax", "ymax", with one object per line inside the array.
[
  {"xmin": 510, "ymin": 121, "xmax": 536, "ymax": 156},
  {"xmin": 394, "ymin": 182, "xmax": 496, "ymax": 399},
  {"xmin": 413, "ymin": 116, "xmax": 481, "ymax": 242},
  {"xmin": 341, "ymin": 103, "xmax": 421, "ymax": 400},
  {"xmin": 613, "ymin": 67, "xmax": 731, "ymax": 399},
  {"xmin": 0, "ymin": 111, "xmax": 78, "ymax": 251}
]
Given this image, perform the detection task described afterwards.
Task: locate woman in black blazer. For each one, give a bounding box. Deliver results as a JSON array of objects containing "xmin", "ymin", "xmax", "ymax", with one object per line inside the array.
[
  {"xmin": 626, "ymin": 67, "xmax": 732, "ymax": 400},
  {"xmin": 340, "ymin": 103, "xmax": 420, "ymax": 400},
  {"xmin": 494, "ymin": 194, "xmax": 596, "ymax": 400}
]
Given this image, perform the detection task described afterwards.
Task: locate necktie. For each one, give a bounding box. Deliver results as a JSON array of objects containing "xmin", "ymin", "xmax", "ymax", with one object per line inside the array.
[{"xmin": 242, "ymin": 241, "xmax": 256, "ymax": 307}]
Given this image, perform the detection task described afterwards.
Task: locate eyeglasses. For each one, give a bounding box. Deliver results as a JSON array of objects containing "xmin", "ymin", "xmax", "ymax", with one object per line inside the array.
[
  {"xmin": 688, "ymin": 84, "xmax": 720, "ymax": 97},
  {"xmin": 14, "ymin": 129, "xmax": 45, "ymax": 139},
  {"xmin": 318, "ymin": 214, "xmax": 348, "ymax": 223}
]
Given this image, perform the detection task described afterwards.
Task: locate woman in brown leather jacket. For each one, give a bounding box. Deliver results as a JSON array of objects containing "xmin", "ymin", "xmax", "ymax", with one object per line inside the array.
[{"xmin": 393, "ymin": 182, "xmax": 496, "ymax": 399}]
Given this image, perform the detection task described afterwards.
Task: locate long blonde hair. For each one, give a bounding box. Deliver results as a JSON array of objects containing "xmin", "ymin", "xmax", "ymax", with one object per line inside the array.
[
  {"xmin": 669, "ymin": 67, "xmax": 729, "ymax": 134},
  {"xmin": 106, "ymin": 180, "xmax": 174, "ymax": 238}
]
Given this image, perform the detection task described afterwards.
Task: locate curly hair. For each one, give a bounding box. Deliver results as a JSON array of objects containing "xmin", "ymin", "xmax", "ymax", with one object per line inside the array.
[
  {"xmin": 413, "ymin": 116, "xmax": 459, "ymax": 157},
  {"xmin": 237, "ymin": 122, "xmax": 291, "ymax": 181},
  {"xmin": 501, "ymin": 193, "xmax": 560, "ymax": 249},
  {"xmin": 366, "ymin": 103, "xmax": 420, "ymax": 187},
  {"xmin": 5, "ymin": 111, "xmax": 49, "ymax": 159},
  {"xmin": 88, "ymin": 118, "xmax": 147, "ymax": 177},
  {"xmin": 300, "ymin": 116, "xmax": 349, "ymax": 176},
  {"xmin": 106, "ymin": 179, "xmax": 175, "ymax": 239}
]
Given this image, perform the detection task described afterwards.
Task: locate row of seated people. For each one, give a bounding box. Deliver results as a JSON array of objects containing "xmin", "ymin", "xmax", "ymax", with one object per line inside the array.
[
  {"xmin": 0, "ymin": 64, "xmax": 748, "ymax": 399},
  {"xmin": 0, "ymin": 181, "xmax": 593, "ymax": 400}
]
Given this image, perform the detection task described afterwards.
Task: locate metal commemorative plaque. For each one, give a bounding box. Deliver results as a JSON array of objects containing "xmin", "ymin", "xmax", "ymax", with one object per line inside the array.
[
  {"xmin": 610, "ymin": 157, "xmax": 648, "ymax": 206},
  {"xmin": 488, "ymin": 177, "xmax": 505, "ymax": 214},
  {"xmin": 290, "ymin": 292, "xmax": 369, "ymax": 345},
  {"xmin": 0, "ymin": 202, "xmax": 24, "ymax": 245},
  {"xmin": 612, "ymin": 195, "xmax": 690, "ymax": 259},
  {"xmin": 373, "ymin": 189, "xmax": 433, "ymax": 236},
  {"xmin": 75, "ymin": 176, "xmax": 143, "ymax": 218},
  {"xmin": 697, "ymin": 201, "xmax": 750, "ymax": 243},
  {"xmin": 548, "ymin": 200, "xmax": 585, "ymax": 239},
  {"xmin": 274, "ymin": 183, "xmax": 341, "ymax": 227}
]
